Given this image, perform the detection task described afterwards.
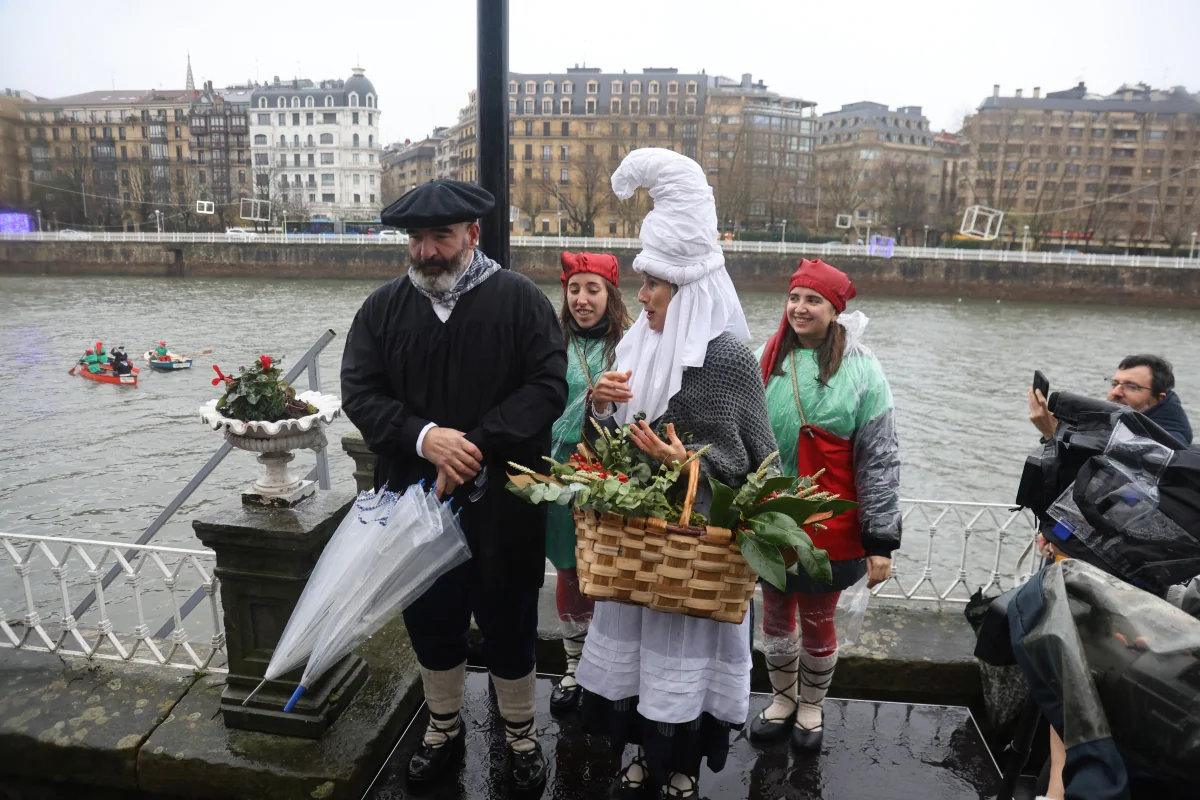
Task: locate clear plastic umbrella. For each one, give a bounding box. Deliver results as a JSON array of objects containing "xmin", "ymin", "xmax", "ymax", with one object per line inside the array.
[{"xmin": 258, "ymin": 483, "xmax": 471, "ymax": 712}]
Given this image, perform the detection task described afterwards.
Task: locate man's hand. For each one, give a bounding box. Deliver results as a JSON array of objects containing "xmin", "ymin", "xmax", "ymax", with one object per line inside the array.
[
  {"xmin": 592, "ymin": 370, "xmax": 633, "ymax": 414},
  {"xmin": 1028, "ymin": 387, "xmax": 1058, "ymax": 440},
  {"xmin": 422, "ymin": 427, "xmax": 482, "ymax": 499},
  {"xmin": 866, "ymin": 555, "xmax": 892, "ymax": 588}
]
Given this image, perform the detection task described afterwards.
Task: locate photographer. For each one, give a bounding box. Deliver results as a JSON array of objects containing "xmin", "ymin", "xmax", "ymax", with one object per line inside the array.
[{"xmin": 1028, "ymin": 355, "xmax": 1192, "ymax": 446}]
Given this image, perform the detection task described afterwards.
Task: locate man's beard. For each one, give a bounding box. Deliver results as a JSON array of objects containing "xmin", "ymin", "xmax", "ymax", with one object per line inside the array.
[{"xmin": 410, "ymin": 246, "xmax": 474, "ymax": 294}]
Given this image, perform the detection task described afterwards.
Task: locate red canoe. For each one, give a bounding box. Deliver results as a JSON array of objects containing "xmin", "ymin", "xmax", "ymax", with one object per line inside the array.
[{"xmin": 77, "ymin": 366, "xmax": 138, "ymax": 386}]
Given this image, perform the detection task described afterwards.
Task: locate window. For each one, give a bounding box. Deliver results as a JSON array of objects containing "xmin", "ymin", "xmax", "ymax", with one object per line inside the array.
[
  {"xmin": 238, "ymin": 170, "xmax": 246, "ymax": 184},
  {"xmin": 561, "ymin": 121, "xmax": 570, "ymax": 136},
  {"xmin": 630, "ymin": 81, "xmax": 641, "ymax": 95},
  {"xmin": 524, "ymin": 99, "xmax": 534, "ymax": 114},
  {"xmin": 509, "ymin": 98, "xmax": 517, "ymax": 114},
  {"xmin": 523, "ymin": 144, "xmax": 533, "ymax": 160},
  {"xmin": 353, "ymin": 133, "xmax": 360, "ymax": 147},
  {"xmin": 368, "ymin": 135, "xmax": 373, "ymax": 147},
  {"xmin": 542, "ymin": 80, "xmax": 554, "ymax": 94},
  {"xmin": 370, "ymin": 194, "xmax": 375, "ymax": 204},
  {"xmin": 259, "ymin": 97, "xmax": 267, "ymax": 108},
  {"xmin": 525, "ymin": 81, "xmax": 536, "ymax": 94},
  {"xmin": 562, "ymin": 81, "xmax": 573, "ymax": 93},
  {"xmin": 560, "ymin": 168, "xmax": 569, "ymax": 184},
  {"xmin": 611, "ymin": 144, "xmax": 620, "ymax": 160},
  {"xmin": 322, "ymin": 174, "xmax": 335, "ymax": 185},
  {"xmin": 1068, "ymin": 127, "xmax": 1084, "ymax": 139},
  {"xmin": 277, "ymin": 97, "xmax": 286, "ymax": 109},
  {"xmin": 630, "ymin": 99, "xmax": 640, "ymax": 114},
  {"xmin": 198, "ymin": 170, "xmax": 206, "ymax": 184},
  {"xmin": 279, "ymin": 135, "xmax": 286, "ymax": 146},
  {"xmin": 176, "ymin": 145, "xmax": 183, "ymax": 161},
  {"xmin": 120, "ymin": 145, "xmax": 127, "ymax": 159},
  {"xmin": 685, "ymin": 99, "xmax": 696, "ymax": 115},
  {"xmin": 667, "ymin": 100, "xmax": 677, "ymax": 115},
  {"xmin": 325, "ymin": 96, "xmax": 333, "ymax": 107},
  {"xmin": 308, "ymin": 154, "xmax": 315, "ymax": 166},
  {"xmin": 611, "ymin": 99, "xmax": 621, "ymax": 114},
  {"xmin": 630, "ymin": 123, "xmax": 639, "ymax": 137},
  {"xmin": 612, "ymin": 81, "xmax": 623, "ymax": 95},
  {"xmin": 542, "ymin": 144, "xmax": 551, "ymax": 161},
  {"xmin": 649, "ymin": 123, "xmax": 657, "ymax": 138},
  {"xmin": 253, "ymin": 133, "xmax": 267, "ymax": 145},
  {"xmin": 294, "ymin": 154, "xmax": 301, "ymax": 166},
  {"xmin": 353, "ymin": 193, "xmax": 361, "ymax": 203},
  {"xmin": 352, "ymin": 111, "xmax": 359, "ymax": 125},
  {"xmin": 542, "ymin": 98, "xmax": 552, "ymax": 114},
  {"xmin": 293, "ymin": 134, "xmax": 301, "ymax": 146},
  {"xmin": 524, "ymin": 120, "xmax": 533, "ymax": 136},
  {"xmin": 322, "ymin": 193, "xmax": 335, "ymax": 202},
  {"xmin": 509, "ymin": 80, "xmax": 518, "ymax": 94},
  {"xmin": 305, "ymin": 112, "xmax": 313, "ymax": 126},
  {"xmin": 349, "ymin": 93, "xmax": 359, "ymax": 107},
  {"xmin": 291, "ymin": 112, "xmax": 299, "ymax": 126},
  {"xmin": 120, "ymin": 169, "xmax": 129, "ymax": 185},
  {"xmin": 141, "ymin": 145, "xmax": 148, "ymax": 158},
  {"xmin": 586, "ymin": 98, "xmax": 596, "ymax": 114},
  {"xmin": 315, "ymin": 132, "xmax": 332, "ymax": 145},
  {"xmin": 560, "ymin": 145, "xmax": 569, "ymax": 161},
  {"xmin": 649, "ymin": 81, "xmax": 660, "ymax": 94},
  {"xmin": 323, "ymin": 113, "xmax": 337, "ymax": 124},
  {"xmin": 352, "ymin": 152, "xmax": 359, "ymax": 163},
  {"xmin": 667, "ymin": 81, "xmax": 678, "ymax": 95},
  {"xmin": 321, "ymin": 152, "xmax": 334, "ymax": 164},
  {"xmin": 1088, "ymin": 146, "xmax": 1103, "ymax": 158},
  {"xmin": 649, "ymin": 99, "xmax": 659, "ymax": 115},
  {"xmin": 278, "ymin": 113, "xmax": 286, "ymax": 126},
  {"xmin": 70, "ymin": 128, "xmax": 77, "ymax": 140},
  {"xmin": 353, "ymin": 174, "xmax": 360, "ymax": 185},
  {"xmin": 1087, "ymin": 164, "xmax": 1102, "ymax": 176},
  {"xmin": 368, "ymin": 113, "xmax": 373, "ymax": 126},
  {"xmin": 587, "ymin": 81, "xmax": 598, "ymax": 94},
  {"xmin": 1066, "ymin": 145, "xmax": 1081, "ymax": 156},
  {"xmin": 370, "ymin": 174, "xmax": 375, "ymax": 186},
  {"xmin": 1091, "ymin": 128, "xmax": 1106, "ymax": 139}
]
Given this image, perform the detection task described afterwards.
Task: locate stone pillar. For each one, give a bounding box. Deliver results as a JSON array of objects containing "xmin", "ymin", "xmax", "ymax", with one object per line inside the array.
[
  {"xmin": 193, "ymin": 490, "xmax": 368, "ymax": 739},
  {"xmin": 342, "ymin": 431, "xmax": 378, "ymax": 493}
]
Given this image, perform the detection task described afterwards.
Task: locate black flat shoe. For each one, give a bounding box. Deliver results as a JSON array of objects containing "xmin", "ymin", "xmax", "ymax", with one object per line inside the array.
[
  {"xmin": 790, "ymin": 708, "xmax": 824, "ymax": 753},
  {"xmin": 607, "ymin": 751, "xmax": 652, "ymax": 799},
  {"xmin": 748, "ymin": 706, "xmax": 796, "ymax": 743},
  {"xmin": 509, "ymin": 742, "xmax": 549, "ymax": 793},
  {"xmin": 660, "ymin": 774, "xmax": 699, "ymax": 799},
  {"xmin": 407, "ymin": 731, "xmax": 466, "ymax": 785},
  {"xmin": 550, "ymin": 679, "xmax": 582, "ymax": 713}
]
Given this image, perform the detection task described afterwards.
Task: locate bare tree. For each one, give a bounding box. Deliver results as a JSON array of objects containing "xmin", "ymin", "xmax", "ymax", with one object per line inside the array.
[
  {"xmin": 1158, "ymin": 171, "xmax": 1200, "ymax": 255},
  {"xmin": 542, "ymin": 148, "xmax": 609, "ymax": 236},
  {"xmin": 515, "ymin": 178, "xmax": 545, "ymax": 235},
  {"xmin": 872, "ymin": 154, "xmax": 929, "ymax": 244},
  {"xmin": 814, "ymin": 151, "xmax": 869, "ymax": 236}
]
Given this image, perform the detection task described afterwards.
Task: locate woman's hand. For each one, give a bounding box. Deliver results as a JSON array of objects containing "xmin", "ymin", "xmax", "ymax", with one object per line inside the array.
[
  {"xmin": 592, "ymin": 370, "xmax": 633, "ymax": 414},
  {"xmin": 866, "ymin": 556, "xmax": 892, "ymax": 588},
  {"xmin": 629, "ymin": 421, "xmax": 687, "ymax": 467},
  {"xmin": 1028, "ymin": 387, "xmax": 1058, "ymax": 440}
]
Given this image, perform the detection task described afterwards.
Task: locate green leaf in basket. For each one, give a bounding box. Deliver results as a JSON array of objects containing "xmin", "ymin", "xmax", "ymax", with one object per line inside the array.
[
  {"xmin": 755, "ymin": 475, "xmax": 798, "ymax": 502},
  {"xmin": 790, "ymin": 541, "xmax": 833, "ymax": 584},
  {"xmin": 745, "ymin": 511, "xmax": 811, "ymax": 549},
  {"xmin": 737, "ymin": 530, "xmax": 787, "ymax": 591},
  {"xmin": 820, "ymin": 498, "xmax": 859, "ymax": 516},
  {"xmin": 530, "ymin": 485, "xmax": 546, "ymax": 504},
  {"xmin": 748, "ymin": 496, "xmax": 826, "ymax": 526},
  {"xmin": 707, "ymin": 477, "xmax": 738, "ymax": 529},
  {"xmin": 544, "ymin": 484, "xmax": 562, "ymax": 503}
]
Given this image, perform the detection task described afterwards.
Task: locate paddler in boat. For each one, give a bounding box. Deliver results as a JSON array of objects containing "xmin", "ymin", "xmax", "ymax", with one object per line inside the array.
[
  {"xmin": 82, "ymin": 349, "xmax": 102, "ymax": 374},
  {"xmin": 154, "ymin": 341, "xmax": 171, "ymax": 362}
]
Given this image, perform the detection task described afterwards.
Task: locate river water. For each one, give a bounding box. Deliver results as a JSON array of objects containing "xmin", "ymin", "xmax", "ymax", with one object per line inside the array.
[{"xmin": 1, "ymin": 274, "xmax": 1198, "ymax": 625}]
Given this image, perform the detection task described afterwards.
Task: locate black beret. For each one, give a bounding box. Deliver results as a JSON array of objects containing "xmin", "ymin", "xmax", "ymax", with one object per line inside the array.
[{"xmin": 380, "ymin": 179, "xmax": 496, "ymax": 229}]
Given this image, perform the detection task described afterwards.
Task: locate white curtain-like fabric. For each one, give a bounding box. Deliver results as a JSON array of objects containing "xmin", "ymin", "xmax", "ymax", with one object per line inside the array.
[
  {"xmin": 609, "ymin": 148, "xmax": 749, "ymax": 426},
  {"xmin": 576, "ymin": 601, "xmax": 752, "ymax": 726}
]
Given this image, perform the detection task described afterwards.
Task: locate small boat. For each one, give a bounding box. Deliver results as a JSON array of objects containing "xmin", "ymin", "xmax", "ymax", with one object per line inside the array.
[
  {"xmin": 148, "ymin": 358, "xmax": 192, "ymax": 371},
  {"xmin": 77, "ymin": 366, "xmax": 138, "ymax": 387}
]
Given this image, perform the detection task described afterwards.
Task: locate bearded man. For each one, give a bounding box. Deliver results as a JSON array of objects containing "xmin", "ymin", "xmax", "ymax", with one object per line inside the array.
[{"xmin": 341, "ymin": 180, "xmax": 567, "ymax": 791}]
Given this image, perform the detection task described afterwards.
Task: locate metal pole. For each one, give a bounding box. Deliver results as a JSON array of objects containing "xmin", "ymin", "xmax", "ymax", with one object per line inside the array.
[
  {"xmin": 1191, "ymin": 232, "xmax": 1197, "ymax": 259},
  {"xmin": 781, "ymin": 219, "xmax": 787, "ymax": 243},
  {"xmin": 477, "ymin": 0, "xmax": 510, "ymax": 267},
  {"xmin": 815, "ymin": 187, "xmax": 820, "ymax": 231},
  {"xmin": 923, "ymin": 225, "xmax": 929, "ymax": 248},
  {"xmin": 1022, "ymin": 225, "xmax": 1029, "ymax": 252}
]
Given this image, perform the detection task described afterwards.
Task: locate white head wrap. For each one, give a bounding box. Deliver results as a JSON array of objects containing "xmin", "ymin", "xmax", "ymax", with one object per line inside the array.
[{"xmin": 609, "ymin": 148, "xmax": 749, "ymax": 425}]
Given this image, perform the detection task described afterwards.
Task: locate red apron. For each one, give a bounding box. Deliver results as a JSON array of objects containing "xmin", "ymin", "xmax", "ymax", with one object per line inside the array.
[{"xmin": 797, "ymin": 424, "xmax": 864, "ymax": 562}]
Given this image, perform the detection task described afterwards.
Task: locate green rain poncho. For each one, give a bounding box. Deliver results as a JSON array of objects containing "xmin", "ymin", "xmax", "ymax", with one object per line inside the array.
[{"xmin": 545, "ymin": 332, "xmax": 610, "ymax": 569}]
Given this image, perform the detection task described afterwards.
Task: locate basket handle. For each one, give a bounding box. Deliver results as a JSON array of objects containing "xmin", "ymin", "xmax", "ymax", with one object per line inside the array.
[{"xmin": 679, "ymin": 450, "xmax": 700, "ymax": 526}]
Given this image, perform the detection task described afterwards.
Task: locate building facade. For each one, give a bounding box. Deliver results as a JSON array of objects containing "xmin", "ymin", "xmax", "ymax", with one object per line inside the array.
[
  {"xmin": 248, "ymin": 68, "xmax": 383, "ymax": 224},
  {"xmin": 381, "ymin": 131, "xmax": 443, "ymax": 205},
  {"xmin": 0, "ymin": 91, "xmax": 25, "ymax": 208},
  {"xmin": 188, "ymin": 81, "xmax": 252, "ymax": 220},
  {"xmin": 963, "ymin": 82, "xmax": 1200, "ymax": 251},
  {"xmin": 813, "ymin": 102, "xmax": 935, "ymax": 238},
  {"xmin": 15, "ymin": 87, "xmax": 194, "ymax": 229}
]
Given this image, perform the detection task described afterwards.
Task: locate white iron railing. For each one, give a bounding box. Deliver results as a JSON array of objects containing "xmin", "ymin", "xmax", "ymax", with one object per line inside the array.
[
  {"xmin": 3, "ymin": 231, "xmax": 1198, "ymax": 269},
  {"xmin": 0, "ymin": 532, "xmax": 226, "ymax": 672}
]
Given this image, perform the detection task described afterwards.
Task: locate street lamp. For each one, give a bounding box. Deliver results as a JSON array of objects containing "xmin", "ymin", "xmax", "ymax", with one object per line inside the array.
[
  {"xmin": 1022, "ymin": 224, "xmax": 1030, "ymax": 253},
  {"xmin": 557, "ymin": 210, "xmax": 563, "ymax": 238},
  {"xmin": 923, "ymin": 224, "xmax": 929, "ymax": 248},
  {"xmin": 779, "ymin": 219, "xmax": 788, "ymax": 244},
  {"xmin": 1191, "ymin": 231, "xmax": 1198, "ymax": 259},
  {"xmin": 35, "ymin": 209, "xmax": 42, "ymax": 232}
]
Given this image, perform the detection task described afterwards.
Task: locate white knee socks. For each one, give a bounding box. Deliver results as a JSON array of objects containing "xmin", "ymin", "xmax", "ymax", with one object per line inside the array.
[
  {"xmin": 420, "ymin": 662, "xmax": 466, "ymax": 747},
  {"xmin": 762, "ymin": 646, "xmax": 801, "ymax": 723},
  {"xmin": 796, "ymin": 649, "xmax": 838, "ymax": 731},
  {"xmin": 491, "ymin": 670, "xmax": 538, "ymax": 753},
  {"xmin": 559, "ymin": 629, "xmax": 586, "ymax": 690}
]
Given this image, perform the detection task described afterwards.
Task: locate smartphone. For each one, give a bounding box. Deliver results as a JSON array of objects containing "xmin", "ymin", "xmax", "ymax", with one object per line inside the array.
[{"xmin": 1033, "ymin": 370, "xmax": 1049, "ymax": 399}]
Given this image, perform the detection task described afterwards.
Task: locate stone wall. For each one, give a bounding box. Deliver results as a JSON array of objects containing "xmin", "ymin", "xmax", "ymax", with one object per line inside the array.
[{"xmin": 4, "ymin": 240, "xmax": 1200, "ymax": 306}]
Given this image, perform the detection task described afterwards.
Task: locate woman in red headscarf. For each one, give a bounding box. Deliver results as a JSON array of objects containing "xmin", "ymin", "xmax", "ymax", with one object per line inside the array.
[
  {"xmin": 546, "ymin": 251, "xmax": 632, "ymax": 714},
  {"xmin": 750, "ymin": 258, "xmax": 901, "ymax": 752}
]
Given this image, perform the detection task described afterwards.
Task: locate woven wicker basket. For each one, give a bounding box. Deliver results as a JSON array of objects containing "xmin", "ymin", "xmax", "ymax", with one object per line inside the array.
[{"xmin": 572, "ymin": 457, "xmax": 757, "ymax": 624}]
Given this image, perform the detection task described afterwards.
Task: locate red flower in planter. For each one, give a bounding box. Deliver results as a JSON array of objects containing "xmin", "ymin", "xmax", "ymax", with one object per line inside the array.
[
  {"xmin": 259, "ymin": 355, "xmax": 273, "ymax": 371},
  {"xmin": 211, "ymin": 365, "xmax": 233, "ymax": 386}
]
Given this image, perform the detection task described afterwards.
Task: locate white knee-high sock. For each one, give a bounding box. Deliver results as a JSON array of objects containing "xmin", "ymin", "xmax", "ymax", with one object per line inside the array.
[
  {"xmin": 796, "ymin": 649, "xmax": 838, "ymax": 730},
  {"xmin": 559, "ymin": 628, "xmax": 586, "ymax": 689},
  {"xmin": 761, "ymin": 646, "xmax": 800, "ymax": 722},
  {"xmin": 491, "ymin": 670, "xmax": 538, "ymax": 753},
  {"xmin": 420, "ymin": 662, "xmax": 466, "ymax": 747}
]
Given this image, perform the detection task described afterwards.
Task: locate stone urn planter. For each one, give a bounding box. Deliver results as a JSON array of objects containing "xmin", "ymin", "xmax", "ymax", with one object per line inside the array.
[{"xmin": 200, "ymin": 390, "xmax": 342, "ymax": 507}]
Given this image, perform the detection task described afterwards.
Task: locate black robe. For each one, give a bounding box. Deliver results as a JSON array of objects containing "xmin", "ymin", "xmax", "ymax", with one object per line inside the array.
[{"xmin": 341, "ymin": 269, "xmax": 568, "ymax": 591}]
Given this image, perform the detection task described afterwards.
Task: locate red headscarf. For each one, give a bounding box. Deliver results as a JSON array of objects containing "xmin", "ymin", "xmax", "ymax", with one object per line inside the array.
[
  {"xmin": 758, "ymin": 259, "xmax": 857, "ymax": 385},
  {"xmin": 560, "ymin": 251, "xmax": 619, "ymax": 288}
]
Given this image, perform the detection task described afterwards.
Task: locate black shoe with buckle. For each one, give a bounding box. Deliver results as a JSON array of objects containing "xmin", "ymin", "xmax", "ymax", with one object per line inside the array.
[
  {"xmin": 790, "ymin": 704, "xmax": 824, "ymax": 753},
  {"xmin": 550, "ymin": 677, "xmax": 582, "ymax": 713},
  {"xmin": 506, "ymin": 717, "xmax": 549, "ymax": 793},
  {"xmin": 407, "ymin": 719, "xmax": 466, "ymax": 786},
  {"xmin": 607, "ymin": 751, "xmax": 651, "ymax": 800}
]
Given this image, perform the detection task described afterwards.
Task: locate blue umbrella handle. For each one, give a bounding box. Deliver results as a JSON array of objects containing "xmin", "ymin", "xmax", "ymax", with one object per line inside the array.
[{"xmin": 283, "ymin": 684, "xmax": 306, "ymax": 713}]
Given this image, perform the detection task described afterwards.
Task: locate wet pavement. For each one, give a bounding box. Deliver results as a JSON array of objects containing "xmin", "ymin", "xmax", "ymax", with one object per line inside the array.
[{"xmin": 363, "ymin": 671, "xmax": 1001, "ymax": 800}]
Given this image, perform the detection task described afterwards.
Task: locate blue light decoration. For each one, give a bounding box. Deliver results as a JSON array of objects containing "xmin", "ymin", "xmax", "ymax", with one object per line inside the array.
[
  {"xmin": 868, "ymin": 235, "xmax": 895, "ymax": 258},
  {"xmin": 0, "ymin": 213, "xmax": 32, "ymax": 233}
]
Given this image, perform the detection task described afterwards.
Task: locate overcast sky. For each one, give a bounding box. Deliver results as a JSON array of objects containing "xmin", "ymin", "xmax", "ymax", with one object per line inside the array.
[{"xmin": 2, "ymin": 0, "xmax": 1198, "ymax": 145}]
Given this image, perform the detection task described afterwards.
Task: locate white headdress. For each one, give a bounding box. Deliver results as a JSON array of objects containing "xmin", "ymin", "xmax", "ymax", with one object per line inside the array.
[{"xmin": 610, "ymin": 148, "xmax": 749, "ymax": 425}]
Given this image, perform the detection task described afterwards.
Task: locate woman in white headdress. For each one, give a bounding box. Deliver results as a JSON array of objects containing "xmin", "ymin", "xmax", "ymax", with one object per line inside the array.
[{"xmin": 576, "ymin": 148, "xmax": 779, "ymax": 800}]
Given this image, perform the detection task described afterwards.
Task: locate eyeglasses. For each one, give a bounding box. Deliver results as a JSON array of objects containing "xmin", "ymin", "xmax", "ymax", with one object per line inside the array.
[{"xmin": 1109, "ymin": 379, "xmax": 1151, "ymax": 393}]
